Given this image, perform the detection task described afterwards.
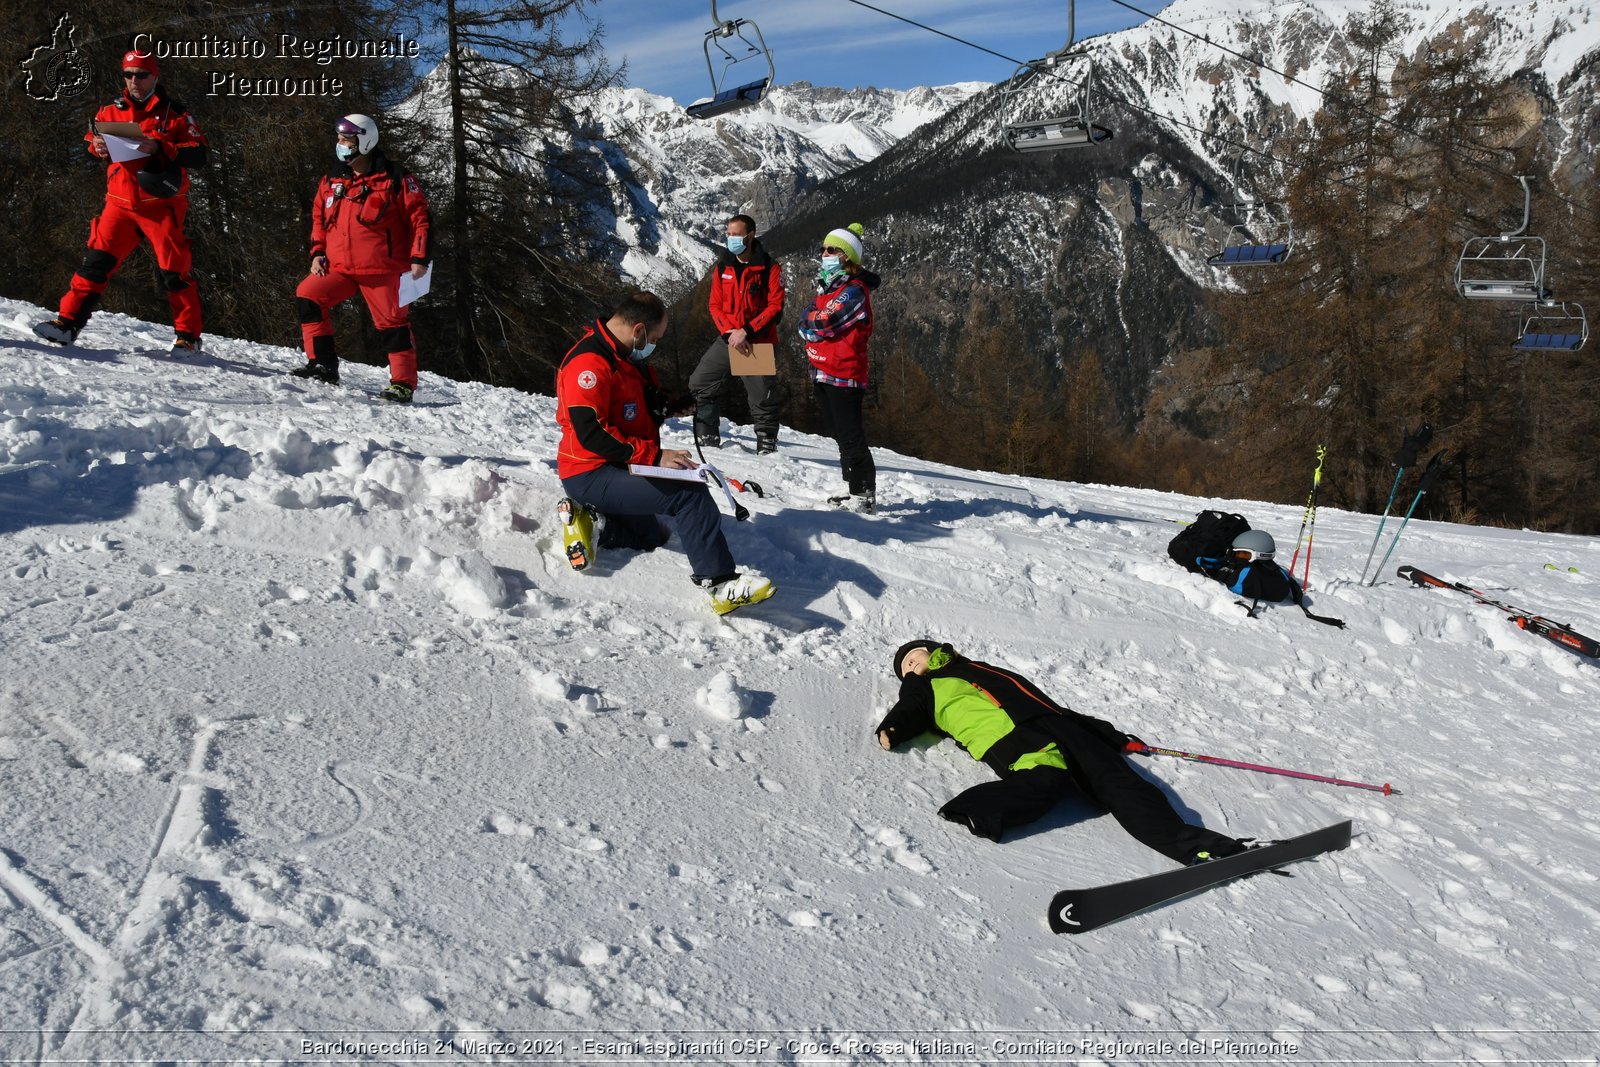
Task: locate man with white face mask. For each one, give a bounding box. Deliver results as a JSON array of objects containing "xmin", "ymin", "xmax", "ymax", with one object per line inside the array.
[
  {"xmin": 34, "ymin": 50, "xmax": 208, "ymax": 355},
  {"xmin": 554, "ymin": 291, "xmax": 775, "ymax": 615},
  {"xmin": 290, "ymin": 113, "xmax": 432, "ymax": 404},
  {"xmin": 688, "ymin": 213, "xmax": 785, "ymax": 452}
]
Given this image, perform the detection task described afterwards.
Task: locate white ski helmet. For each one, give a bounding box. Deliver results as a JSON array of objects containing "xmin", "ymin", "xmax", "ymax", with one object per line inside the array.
[
  {"xmin": 1231, "ymin": 529, "xmax": 1276, "ymax": 561},
  {"xmin": 335, "ymin": 114, "xmax": 379, "ymax": 155}
]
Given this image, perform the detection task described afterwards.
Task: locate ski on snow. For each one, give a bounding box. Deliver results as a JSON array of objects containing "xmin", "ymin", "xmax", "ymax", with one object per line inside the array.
[
  {"xmin": 1399, "ymin": 565, "xmax": 1599, "ymax": 659},
  {"xmin": 1047, "ymin": 820, "xmax": 1353, "ymax": 934}
]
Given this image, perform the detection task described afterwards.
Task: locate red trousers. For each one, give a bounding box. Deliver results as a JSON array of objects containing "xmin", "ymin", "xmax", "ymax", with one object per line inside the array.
[
  {"xmin": 60, "ymin": 200, "xmax": 202, "ymax": 336},
  {"xmin": 295, "ymin": 271, "xmax": 418, "ymax": 387}
]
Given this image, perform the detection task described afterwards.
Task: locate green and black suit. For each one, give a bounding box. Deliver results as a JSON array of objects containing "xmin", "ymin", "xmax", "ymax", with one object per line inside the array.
[{"xmin": 876, "ymin": 647, "xmax": 1244, "ymax": 863}]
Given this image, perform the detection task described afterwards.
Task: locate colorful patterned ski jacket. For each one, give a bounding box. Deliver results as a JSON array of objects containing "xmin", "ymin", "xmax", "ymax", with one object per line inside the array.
[{"xmin": 799, "ymin": 270, "xmax": 878, "ymax": 386}]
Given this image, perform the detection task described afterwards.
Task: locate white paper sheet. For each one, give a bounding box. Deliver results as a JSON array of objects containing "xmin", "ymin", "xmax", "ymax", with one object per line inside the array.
[
  {"xmin": 102, "ymin": 134, "xmax": 150, "ymax": 163},
  {"xmin": 397, "ymin": 263, "xmax": 433, "ymax": 307},
  {"xmin": 627, "ymin": 463, "xmax": 708, "ymax": 482}
]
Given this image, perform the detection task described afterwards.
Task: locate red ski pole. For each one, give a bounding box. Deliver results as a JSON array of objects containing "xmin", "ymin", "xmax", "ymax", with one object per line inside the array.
[{"xmin": 1130, "ymin": 742, "xmax": 1399, "ymax": 795}]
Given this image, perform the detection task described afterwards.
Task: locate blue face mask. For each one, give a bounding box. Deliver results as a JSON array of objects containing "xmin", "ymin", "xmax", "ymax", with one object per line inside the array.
[
  {"xmin": 336, "ymin": 143, "xmax": 355, "ymax": 162},
  {"xmin": 821, "ymin": 255, "xmax": 843, "ymax": 274},
  {"xmin": 630, "ymin": 339, "xmax": 656, "ymax": 362},
  {"xmin": 727, "ymin": 234, "xmax": 747, "ymax": 255}
]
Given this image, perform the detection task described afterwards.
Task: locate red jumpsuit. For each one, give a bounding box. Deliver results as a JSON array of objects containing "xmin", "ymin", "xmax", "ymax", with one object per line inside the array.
[
  {"xmin": 57, "ymin": 87, "xmax": 208, "ymax": 337},
  {"xmin": 295, "ymin": 151, "xmax": 432, "ymax": 388}
]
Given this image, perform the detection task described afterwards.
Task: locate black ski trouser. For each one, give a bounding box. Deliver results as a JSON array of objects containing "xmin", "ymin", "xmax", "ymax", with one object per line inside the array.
[
  {"xmin": 689, "ymin": 337, "xmax": 780, "ymax": 440},
  {"xmin": 812, "ymin": 381, "xmax": 875, "ymax": 494},
  {"xmin": 939, "ymin": 732, "xmax": 1243, "ymax": 863}
]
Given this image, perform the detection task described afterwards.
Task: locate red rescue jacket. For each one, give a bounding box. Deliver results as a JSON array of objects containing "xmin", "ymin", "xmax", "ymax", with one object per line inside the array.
[
  {"xmin": 87, "ymin": 87, "xmax": 207, "ymax": 210},
  {"xmin": 708, "ymin": 240, "xmax": 784, "ymax": 343},
  {"xmin": 310, "ymin": 150, "xmax": 431, "ymax": 276},
  {"xmin": 556, "ymin": 321, "xmax": 669, "ymax": 478}
]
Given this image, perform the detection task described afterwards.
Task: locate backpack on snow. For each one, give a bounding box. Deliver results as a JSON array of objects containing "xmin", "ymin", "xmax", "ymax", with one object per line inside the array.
[
  {"xmin": 1166, "ymin": 510, "xmax": 1345, "ymax": 628},
  {"xmin": 1166, "ymin": 510, "xmax": 1250, "ymax": 574}
]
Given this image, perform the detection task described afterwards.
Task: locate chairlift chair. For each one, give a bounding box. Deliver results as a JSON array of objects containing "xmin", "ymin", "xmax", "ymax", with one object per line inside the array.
[
  {"xmin": 1206, "ymin": 153, "xmax": 1292, "ymax": 267},
  {"xmin": 1002, "ymin": 1, "xmax": 1112, "ymax": 152},
  {"xmin": 1512, "ymin": 301, "xmax": 1588, "ymax": 352},
  {"xmin": 685, "ymin": 1, "xmax": 775, "ymax": 121},
  {"xmin": 1455, "ymin": 175, "xmax": 1548, "ymax": 301},
  {"xmin": 1455, "ymin": 236, "xmax": 1549, "ymax": 301},
  {"xmin": 1207, "ymin": 219, "xmax": 1293, "ymax": 266}
]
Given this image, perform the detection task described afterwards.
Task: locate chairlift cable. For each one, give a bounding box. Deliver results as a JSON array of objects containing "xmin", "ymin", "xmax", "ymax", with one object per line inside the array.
[
  {"xmin": 1099, "ymin": 0, "xmax": 1600, "ymax": 228},
  {"xmin": 840, "ymin": 0, "xmax": 1300, "ymax": 174},
  {"xmin": 840, "ymin": 0, "xmax": 1600, "ymax": 256}
]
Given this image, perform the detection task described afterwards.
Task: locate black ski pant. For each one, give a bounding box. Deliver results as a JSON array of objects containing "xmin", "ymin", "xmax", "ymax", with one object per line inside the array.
[
  {"xmin": 689, "ymin": 338, "xmax": 780, "ymax": 441},
  {"xmin": 812, "ymin": 381, "xmax": 875, "ymax": 495},
  {"xmin": 937, "ymin": 747, "xmax": 1243, "ymax": 864}
]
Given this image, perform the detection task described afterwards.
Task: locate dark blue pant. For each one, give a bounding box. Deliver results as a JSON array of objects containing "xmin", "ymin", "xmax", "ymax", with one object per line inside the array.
[
  {"xmin": 812, "ymin": 382, "xmax": 874, "ymax": 494},
  {"xmin": 562, "ymin": 464, "xmax": 736, "ymax": 583}
]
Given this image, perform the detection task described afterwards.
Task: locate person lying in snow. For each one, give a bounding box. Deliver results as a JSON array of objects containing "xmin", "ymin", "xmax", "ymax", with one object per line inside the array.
[{"xmin": 875, "ymin": 640, "xmax": 1251, "ymax": 865}]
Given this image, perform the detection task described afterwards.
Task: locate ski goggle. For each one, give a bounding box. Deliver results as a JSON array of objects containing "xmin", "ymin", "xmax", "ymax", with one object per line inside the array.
[
  {"xmin": 335, "ymin": 119, "xmax": 365, "ymax": 138},
  {"xmin": 1232, "ymin": 548, "xmax": 1273, "ymax": 562}
]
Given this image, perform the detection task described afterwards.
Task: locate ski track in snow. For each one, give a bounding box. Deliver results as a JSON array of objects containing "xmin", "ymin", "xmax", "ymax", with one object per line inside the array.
[{"xmin": 1, "ymin": 298, "xmax": 1598, "ymax": 1062}]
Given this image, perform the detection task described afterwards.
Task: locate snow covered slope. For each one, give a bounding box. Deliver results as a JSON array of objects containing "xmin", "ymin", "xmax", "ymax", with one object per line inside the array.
[{"xmin": 2, "ymin": 300, "xmax": 1598, "ymax": 1062}]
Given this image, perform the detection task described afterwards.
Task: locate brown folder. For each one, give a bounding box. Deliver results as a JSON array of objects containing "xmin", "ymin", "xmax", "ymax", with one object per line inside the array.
[
  {"xmin": 730, "ymin": 342, "xmax": 776, "ymax": 376},
  {"xmin": 93, "ymin": 121, "xmax": 144, "ymax": 137}
]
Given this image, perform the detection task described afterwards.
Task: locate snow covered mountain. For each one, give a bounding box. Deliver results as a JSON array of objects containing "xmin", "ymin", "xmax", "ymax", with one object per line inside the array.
[
  {"xmin": 572, "ymin": 81, "xmax": 986, "ymax": 293},
  {"xmin": 766, "ymin": 0, "xmax": 1599, "ymax": 425},
  {"xmin": 6, "ymin": 299, "xmax": 1600, "ymax": 1060}
]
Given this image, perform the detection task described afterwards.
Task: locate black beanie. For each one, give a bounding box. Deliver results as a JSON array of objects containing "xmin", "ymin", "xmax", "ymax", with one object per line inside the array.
[{"xmin": 892, "ymin": 639, "xmax": 940, "ymax": 680}]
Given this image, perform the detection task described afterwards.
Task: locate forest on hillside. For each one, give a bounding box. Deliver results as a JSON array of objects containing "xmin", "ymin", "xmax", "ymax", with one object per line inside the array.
[{"xmin": 753, "ymin": 3, "xmax": 1599, "ymax": 534}]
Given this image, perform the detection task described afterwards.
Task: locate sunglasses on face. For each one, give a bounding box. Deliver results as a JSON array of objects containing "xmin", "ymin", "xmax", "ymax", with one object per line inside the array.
[
  {"xmin": 821, "ymin": 247, "xmax": 844, "ymax": 255},
  {"xmin": 123, "ymin": 71, "xmax": 153, "ymax": 80}
]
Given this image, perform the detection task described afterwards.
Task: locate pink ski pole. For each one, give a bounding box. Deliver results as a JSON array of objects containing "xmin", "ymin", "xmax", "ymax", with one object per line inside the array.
[{"xmin": 1130, "ymin": 742, "xmax": 1399, "ymax": 795}]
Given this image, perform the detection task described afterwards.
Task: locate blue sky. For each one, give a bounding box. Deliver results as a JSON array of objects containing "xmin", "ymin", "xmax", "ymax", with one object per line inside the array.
[{"xmin": 588, "ymin": 0, "xmax": 1151, "ymax": 104}]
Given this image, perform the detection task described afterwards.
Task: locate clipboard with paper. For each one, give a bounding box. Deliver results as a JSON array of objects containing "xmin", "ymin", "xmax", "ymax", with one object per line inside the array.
[
  {"xmin": 730, "ymin": 342, "xmax": 776, "ymax": 376},
  {"xmin": 628, "ymin": 462, "xmax": 762, "ymax": 521}
]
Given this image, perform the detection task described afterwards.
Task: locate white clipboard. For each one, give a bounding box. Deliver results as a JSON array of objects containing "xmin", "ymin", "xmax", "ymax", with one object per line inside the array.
[{"xmin": 628, "ymin": 462, "xmax": 751, "ymax": 521}]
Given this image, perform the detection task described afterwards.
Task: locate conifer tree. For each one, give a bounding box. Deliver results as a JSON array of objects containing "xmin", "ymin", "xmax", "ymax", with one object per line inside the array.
[{"xmin": 422, "ymin": 0, "xmax": 620, "ymax": 388}]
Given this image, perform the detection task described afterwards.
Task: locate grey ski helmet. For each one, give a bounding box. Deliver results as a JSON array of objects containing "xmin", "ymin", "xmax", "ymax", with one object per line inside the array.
[
  {"xmin": 336, "ymin": 114, "xmax": 379, "ymax": 156},
  {"xmin": 1231, "ymin": 529, "xmax": 1276, "ymax": 561}
]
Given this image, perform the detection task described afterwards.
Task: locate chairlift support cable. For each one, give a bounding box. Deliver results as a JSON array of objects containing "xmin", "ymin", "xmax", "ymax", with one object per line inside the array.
[{"xmin": 839, "ymin": 0, "xmax": 1596, "ymax": 299}]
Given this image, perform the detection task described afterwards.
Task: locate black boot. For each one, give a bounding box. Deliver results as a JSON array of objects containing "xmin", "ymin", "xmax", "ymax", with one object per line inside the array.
[{"xmin": 290, "ymin": 359, "xmax": 340, "ymax": 384}]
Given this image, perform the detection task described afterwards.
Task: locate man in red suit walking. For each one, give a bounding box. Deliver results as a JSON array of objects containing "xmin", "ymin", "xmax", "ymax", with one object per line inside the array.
[{"xmin": 34, "ymin": 50, "xmax": 208, "ymax": 354}]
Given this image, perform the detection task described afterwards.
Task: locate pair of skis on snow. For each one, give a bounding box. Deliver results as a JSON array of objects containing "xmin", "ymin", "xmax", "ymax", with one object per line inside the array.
[
  {"xmin": 1048, "ymin": 821, "xmax": 1353, "ymax": 934},
  {"xmin": 1399, "ymin": 565, "xmax": 1600, "ymax": 659}
]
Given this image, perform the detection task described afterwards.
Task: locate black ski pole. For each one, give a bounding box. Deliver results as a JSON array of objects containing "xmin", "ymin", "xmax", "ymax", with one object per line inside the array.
[
  {"xmin": 1368, "ymin": 451, "xmax": 1451, "ymax": 586},
  {"xmin": 1360, "ymin": 424, "xmax": 1432, "ymax": 584}
]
